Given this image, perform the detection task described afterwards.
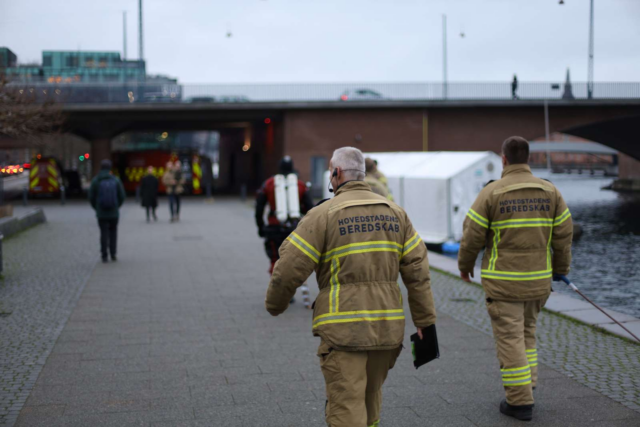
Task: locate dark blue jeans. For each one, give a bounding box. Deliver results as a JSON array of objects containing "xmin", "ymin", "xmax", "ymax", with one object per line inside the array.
[
  {"xmin": 98, "ymin": 218, "xmax": 118, "ymax": 258},
  {"xmin": 169, "ymin": 194, "xmax": 181, "ymax": 217}
]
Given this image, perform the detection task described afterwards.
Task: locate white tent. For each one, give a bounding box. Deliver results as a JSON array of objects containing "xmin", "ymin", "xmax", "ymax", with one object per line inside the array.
[{"xmin": 324, "ymin": 151, "xmax": 502, "ymax": 244}]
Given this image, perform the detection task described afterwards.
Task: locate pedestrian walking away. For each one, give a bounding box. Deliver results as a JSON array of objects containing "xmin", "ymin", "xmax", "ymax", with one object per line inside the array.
[
  {"xmin": 255, "ymin": 156, "xmax": 313, "ymax": 274},
  {"xmin": 458, "ymin": 136, "xmax": 573, "ymax": 422},
  {"xmin": 162, "ymin": 160, "xmax": 185, "ymax": 222},
  {"xmin": 256, "ymin": 156, "xmax": 313, "ymax": 305},
  {"xmin": 140, "ymin": 165, "xmax": 159, "ymax": 222},
  {"xmin": 265, "ymin": 147, "xmax": 436, "ymax": 427},
  {"xmin": 89, "ymin": 159, "xmax": 126, "ymax": 263}
]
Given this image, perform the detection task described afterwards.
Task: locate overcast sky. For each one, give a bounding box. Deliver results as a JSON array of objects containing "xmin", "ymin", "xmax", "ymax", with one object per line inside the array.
[{"xmin": 1, "ymin": 0, "xmax": 639, "ymax": 84}]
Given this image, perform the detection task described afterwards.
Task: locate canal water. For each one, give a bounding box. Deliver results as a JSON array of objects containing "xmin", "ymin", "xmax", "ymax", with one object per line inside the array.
[{"xmin": 531, "ymin": 170, "xmax": 640, "ymax": 318}]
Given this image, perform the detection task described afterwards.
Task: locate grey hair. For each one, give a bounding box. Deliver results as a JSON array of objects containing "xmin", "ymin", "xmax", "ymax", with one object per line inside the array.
[{"xmin": 331, "ymin": 147, "xmax": 366, "ymax": 181}]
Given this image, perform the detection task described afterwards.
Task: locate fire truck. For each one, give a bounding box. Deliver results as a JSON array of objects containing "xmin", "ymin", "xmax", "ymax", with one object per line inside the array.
[
  {"xmin": 112, "ymin": 150, "xmax": 210, "ymax": 195},
  {"xmin": 28, "ymin": 157, "xmax": 63, "ymax": 196}
]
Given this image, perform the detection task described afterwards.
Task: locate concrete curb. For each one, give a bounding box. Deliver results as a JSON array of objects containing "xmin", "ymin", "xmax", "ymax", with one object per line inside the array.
[
  {"xmin": 428, "ymin": 250, "xmax": 640, "ymax": 342},
  {"xmin": 0, "ymin": 208, "xmax": 47, "ymax": 239}
]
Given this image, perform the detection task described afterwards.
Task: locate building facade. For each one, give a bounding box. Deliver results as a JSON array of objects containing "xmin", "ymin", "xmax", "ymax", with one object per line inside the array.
[
  {"xmin": 0, "ymin": 47, "xmax": 18, "ymax": 68},
  {"xmin": 1, "ymin": 49, "xmax": 145, "ymax": 83}
]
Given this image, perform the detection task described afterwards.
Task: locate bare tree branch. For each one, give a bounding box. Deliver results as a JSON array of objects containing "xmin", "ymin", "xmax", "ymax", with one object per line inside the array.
[{"xmin": 0, "ymin": 75, "xmax": 65, "ymax": 141}]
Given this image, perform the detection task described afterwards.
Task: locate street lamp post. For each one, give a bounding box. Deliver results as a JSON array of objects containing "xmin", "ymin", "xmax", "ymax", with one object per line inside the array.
[
  {"xmin": 560, "ymin": 0, "xmax": 594, "ymax": 98},
  {"xmin": 587, "ymin": 0, "xmax": 594, "ymax": 99},
  {"xmin": 442, "ymin": 14, "xmax": 448, "ymax": 100},
  {"xmin": 544, "ymin": 100, "xmax": 552, "ymax": 172}
]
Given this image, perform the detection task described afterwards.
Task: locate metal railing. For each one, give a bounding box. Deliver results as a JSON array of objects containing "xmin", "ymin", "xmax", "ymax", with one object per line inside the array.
[{"xmin": 6, "ymin": 81, "xmax": 640, "ymax": 104}]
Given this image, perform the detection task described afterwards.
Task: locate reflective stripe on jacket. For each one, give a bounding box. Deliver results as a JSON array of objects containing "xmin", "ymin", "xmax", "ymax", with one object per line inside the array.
[
  {"xmin": 458, "ymin": 164, "xmax": 573, "ymax": 301},
  {"xmin": 265, "ymin": 181, "xmax": 436, "ymax": 351}
]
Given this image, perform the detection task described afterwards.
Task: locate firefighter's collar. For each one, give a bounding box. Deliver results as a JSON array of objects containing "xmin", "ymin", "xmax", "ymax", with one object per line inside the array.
[
  {"xmin": 334, "ymin": 180, "xmax": 371, "ymax": 196},
  {"xmin": 502, "ymin": 164, "xmax": 532, "ymax": 178}
]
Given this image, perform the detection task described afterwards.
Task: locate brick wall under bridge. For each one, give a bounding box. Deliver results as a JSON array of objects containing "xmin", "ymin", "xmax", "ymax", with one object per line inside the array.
[
  {"xmin": 281, "ymin": 103, "xmax": 640, "ymax": 184},
  {"xmin": 61, "ymin": 100, "xmax": 640, "ymax": 192}
]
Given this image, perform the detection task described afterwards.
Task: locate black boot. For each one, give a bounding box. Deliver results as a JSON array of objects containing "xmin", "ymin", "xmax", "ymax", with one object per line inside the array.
[{"xmin": 500, "ymin": 399, "xmax": 533, "ymax": 421}]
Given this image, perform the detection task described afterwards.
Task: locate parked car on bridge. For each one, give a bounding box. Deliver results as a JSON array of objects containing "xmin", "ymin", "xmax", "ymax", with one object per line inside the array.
[
  {"xmin": 187, "ymin": 96, "xmax": 216, "ymax": 103},
  {"xmin": 217, "ymin": 95, "xmax": 250, "ymax": 103},
  {"xmin": 339, "ymin": 89, "xmax": 385, "ymax": 101}
]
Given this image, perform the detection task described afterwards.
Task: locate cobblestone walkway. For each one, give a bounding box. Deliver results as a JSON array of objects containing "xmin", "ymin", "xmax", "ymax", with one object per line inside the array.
[
  {"xmin": 430, "ymin": 272, "xmax": 640, "ymax": 413},
  {"xmin": 3, "ymin": 199, "xmax": 640, "ymax": 426},
  {"xmin": 0, "ymin": 202, "xmax": 99, "ymax": 426}
]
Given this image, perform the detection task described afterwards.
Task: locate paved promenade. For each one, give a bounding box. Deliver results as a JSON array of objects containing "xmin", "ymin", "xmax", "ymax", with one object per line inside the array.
[{"xmin": 2, "ymin": 199, "xmax": 640, "ymax": 426}]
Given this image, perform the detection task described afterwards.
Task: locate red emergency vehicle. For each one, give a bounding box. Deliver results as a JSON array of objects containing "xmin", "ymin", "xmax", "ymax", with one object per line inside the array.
[
  {"xmin": 28, "ymin": 157, "xmax": 63, "ymax": 196},
  {"xmin": 112, "ymin": 150, "xmax": 208, "ymax": 195}
]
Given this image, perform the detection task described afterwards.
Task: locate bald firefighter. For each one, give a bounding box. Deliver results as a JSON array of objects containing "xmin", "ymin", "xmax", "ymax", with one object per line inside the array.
[
  {"xmin": 458, "ymin": 136, "xmax": 573, "ymax": 422},
  {"xmin": 265, "ymin": 147, "xmax": 436, "ymax": 427}
]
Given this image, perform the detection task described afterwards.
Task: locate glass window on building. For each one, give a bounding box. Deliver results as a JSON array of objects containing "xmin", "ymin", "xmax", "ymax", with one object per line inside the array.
[
  {"xmin": 98, "ymin": 57, "xmax": 108, "ymax": 67},
  {"xmin": 65, "ymin": 55, "xmax": 79, "ymax": 67},
  {"xmin": 43, "ymin": 55, "xmax": 52, "ymax": 67}
]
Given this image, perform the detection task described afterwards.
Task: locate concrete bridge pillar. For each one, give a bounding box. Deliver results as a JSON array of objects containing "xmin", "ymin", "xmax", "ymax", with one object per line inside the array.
[{"xmin": 90, "ymin": 137, "xmax": 112, "ymax": 177}]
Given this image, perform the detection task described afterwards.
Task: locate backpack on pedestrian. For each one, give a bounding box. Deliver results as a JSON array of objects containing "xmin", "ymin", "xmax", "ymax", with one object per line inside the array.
[{"xmin": 98, "ymin": 178, "xmax": 119, "ymax": 210}]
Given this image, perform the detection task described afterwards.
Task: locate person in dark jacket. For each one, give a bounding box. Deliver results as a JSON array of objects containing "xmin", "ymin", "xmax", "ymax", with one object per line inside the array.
[
  {"xmin": 140, "ymin": 166, "xmax": 159, "ymax": 222},
  {"xmin": 89, "ymin": 159, "xmax": 126, "ymax": 263}
]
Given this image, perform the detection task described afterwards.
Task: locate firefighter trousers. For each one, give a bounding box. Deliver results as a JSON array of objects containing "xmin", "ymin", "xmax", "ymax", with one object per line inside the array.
[
  {"xmin": 486, "ymin": 296, "xmax": 548, "ymax": 406},
  {"xmin": 317, "ymin": 340, "xmax": 401, "ymax": 427}
]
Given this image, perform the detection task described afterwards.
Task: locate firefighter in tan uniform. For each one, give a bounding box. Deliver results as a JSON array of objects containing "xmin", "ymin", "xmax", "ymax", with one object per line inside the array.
[
  {"xmin": 266, "ymin": 147, "xmax": 436, "ymax": 427},
  {"xmin": 458, "ymin": 136, "xmax": 573, "ymax": 422},
  {"xmin": 364, "ymin": 158, "xmax": 393, "ymax": 201}
]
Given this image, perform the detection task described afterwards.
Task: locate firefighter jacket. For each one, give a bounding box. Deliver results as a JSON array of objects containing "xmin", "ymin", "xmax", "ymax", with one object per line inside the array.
[
  {"xmin": 265, "ymin": 180, "xmax": 436, "ymax": 351},
  {"xmin": 458, "ymin": 164, "xmax": 573, "ymax": 301},
  {"xmin": 364, "ymin": 175, "xmax": 391, "ymax": 200}
]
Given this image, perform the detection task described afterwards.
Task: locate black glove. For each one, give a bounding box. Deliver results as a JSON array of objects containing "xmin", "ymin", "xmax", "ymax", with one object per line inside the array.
[{"xmin": 258, "ymin": 227, "xmax": 265, "ymax": 238}]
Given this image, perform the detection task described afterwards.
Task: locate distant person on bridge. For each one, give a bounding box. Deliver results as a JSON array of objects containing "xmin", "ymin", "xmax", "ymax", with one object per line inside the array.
[
  {"xmin": 89, "ymin": 159, "xmax": 125, "ymax": 263},
  {"xmin": 458, "ymin": 136, "xmax": 573, "ymax": 421},
  {"xmin": 512, "ymin": 75, "xmax": 519, "ymax": 100},
  {"xmin": 265, "ymin": 147, "xmax": 436, "ymax": 427},
  {"xmin": 140, "ymin": 166, "xmax": 159, "ymax": 223}
]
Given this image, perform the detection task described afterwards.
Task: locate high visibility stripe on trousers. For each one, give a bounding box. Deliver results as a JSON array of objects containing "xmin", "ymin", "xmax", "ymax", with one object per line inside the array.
[
  {"xmin": 526, "ymin": 349, "xmax": 538, "ymax": 367},
  {"xmin": 501, "ymin": 365, "xmax": 532, "ymax": 386}
]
